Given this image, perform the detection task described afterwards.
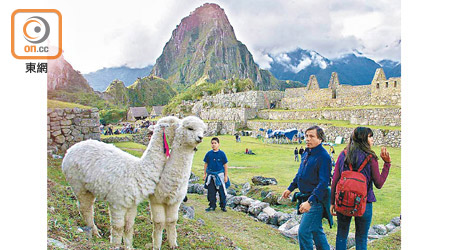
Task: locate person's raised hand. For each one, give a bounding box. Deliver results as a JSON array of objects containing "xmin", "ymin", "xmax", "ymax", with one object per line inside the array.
[{"xmin": 380, "ymin": 147, "xmax": 391, "ymax": 163}]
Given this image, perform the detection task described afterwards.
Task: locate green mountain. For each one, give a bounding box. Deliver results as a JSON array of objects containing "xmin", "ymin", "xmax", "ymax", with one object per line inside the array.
[
  {"xmin": 103, "ymin": 76, "xmax": 176, "ymax": 107},
  {"xmin": 151, "ymin": 3, "xmax": 280, "ymax": 91}
]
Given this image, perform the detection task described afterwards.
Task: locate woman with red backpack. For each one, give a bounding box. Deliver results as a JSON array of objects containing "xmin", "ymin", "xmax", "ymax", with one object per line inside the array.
[{"xmin": 330, "ymin": 127, "xmax": 391, "ymax": 250}]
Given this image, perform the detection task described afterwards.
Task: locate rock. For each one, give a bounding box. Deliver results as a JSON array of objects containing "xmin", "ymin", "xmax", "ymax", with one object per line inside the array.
[
  {"xmin": 187, "ymin": 183, "xmax": 205, "ymax": 194},
  {"xmin": 251, "ymin": 176, "xmax": 278, "ymax": 185},
  {"xmin": 240, "ymin": 197, "xmax": 254, "ymax": 206},
  {"xmin": 227, "ymin": 188, "xmax": 237, "ymax": 196},
  {"xmin": 262, "ymin": 192, "xmax": 279, "ymax": 205},
  {"xmin": 286, "ymin": 224, "xmax": 299, "ymax": 236},
  {"xmin": 232, "ymin": 196, "xmax": 243, "ymax": 205},
  {"xmin": 261, "ymin": 190, "xmax": 269, "ymax": 198},
  {"xmin": 368, "ymin": 227, "xmax": 379, "ymax": 238},
  {"xmin": 391, "ymin": 216, "xmax": 401, "ymax": 226},
  {"xmin": 373, "ymin": 224, "xmax": 387, "ymax": 235},
  {"xmin": 347, "ymin": 233, "xmax": 356, "ymax": 249},
  {"xmin": 52, "ymin": 154, "xmax": 63, "ymax": 159},
  {"xmin": 262, "ymin": 206, "xmax": 276, "ymax": 217},
  {"xmin": 279, "ymin": 218, "xmax": 299, "ymax": 232},
  {"xmin": 233, "ymin": 205, "xmax": 248, "ymax": 213},
  {"xmin": 277, "ymin": 212, "xmax": 292, "ymax": 226},
  {"xmin": 257, "ymin": 212, "xmax": 270, "ymax": 223},
  {"xmin": 181, "ymin": 204, "xmax": 195, "ymax": 219},
  {"xmin": 277, "ymin": 196, "xmax": 295, "ymax": 206},
  {"xmin": 189, "ymin": 172, "xmax": 200, "ymax": 183},
  {"xmin": 241, "ymin": 182, "xmax": 251, "ymax": 195},
  {"xmin": 385, "ymin": 222, "xmax": 396, "ymax": 232},
  {"xmin": 248, "ymin": 201, "xmax": 269, "ymax": 216},
  {"xmin": 197, "ymin": 219, "xmax": 205, "ymax": 226},
  {"xmin": 47, "ymin": 238, "xmax": 66, "ymax": 249},
  {"xmin": 52, "ymin": 130, "xmax": 62, "ymax": 137},
  {"xmin": 226, "ymin": 196, "xmax": 238, "ymax": 208}
]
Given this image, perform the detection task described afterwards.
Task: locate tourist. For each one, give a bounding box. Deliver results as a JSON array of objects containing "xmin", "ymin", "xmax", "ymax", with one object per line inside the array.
[
  {"xmin": 330, "ymin": 127, "xmax": 391, "ymax": 250},
  {"xmin": 294, "ymin": 147, "xmax": 299, "ymax": 162},
  {"xmin": 299, "ymin": 146, "xmax": 305, "ymax": 160},
  {"xmin": 282, "ymin": 126, "xmax": 332, "ymax": 250},
  {"xmin": 203, "ymin": 137, "xmax": 230, "ymax": 212}
]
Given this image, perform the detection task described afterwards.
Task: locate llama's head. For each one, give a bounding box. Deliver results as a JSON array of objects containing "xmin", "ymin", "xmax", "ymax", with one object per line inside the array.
[
  {"xmin": 176, "ymin": 116, "xmax": 207, "ymax": 148},
  {"xmin": 156, "ymin": 116, "xmax": 181, "ymax": 146}
]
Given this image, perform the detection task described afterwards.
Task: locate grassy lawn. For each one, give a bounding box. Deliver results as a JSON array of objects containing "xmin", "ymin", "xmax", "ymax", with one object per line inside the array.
[
  {"xmin": 261, "ymin": 105, "xmax": 400, "ymax": 112},
  {"xmin": 190, "ymin": 135, "xmax": 401, "ymax": 225},
  {"xmin": 47, "ymin": 99, "xmax": 92, "ymax": 109},
  {"xmin": 249, "ymin": 118, "xmax": 401, "ymax": 131},
  {"xmin": 48, "ymin": 135, "xmax": 401, "ymax": 249}
]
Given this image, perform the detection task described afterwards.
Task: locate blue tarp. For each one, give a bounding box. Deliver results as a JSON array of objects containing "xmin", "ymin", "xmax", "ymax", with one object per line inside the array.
[
  {"xmin": 283, "ymin": 129, "xmax": 298, "ymax": 140},
  {"xmin": 266, "ymin": 128, "xmax": 298, "ymax": 140}
]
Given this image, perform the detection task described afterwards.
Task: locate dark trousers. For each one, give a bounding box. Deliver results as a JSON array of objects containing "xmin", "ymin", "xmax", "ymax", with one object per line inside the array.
[
  {"xmin": 207, "ymin": 178, "xmax": 226, "ymax": 209},
  {"xmin": 336, "ymin": 202, "xmax": 373, "ymax": 250}
]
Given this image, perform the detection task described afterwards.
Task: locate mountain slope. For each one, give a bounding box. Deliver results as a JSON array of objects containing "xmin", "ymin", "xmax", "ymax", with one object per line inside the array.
[
  {"xmin": 83, "ymin": 65, "xmax": 153, "ymax": 92},
  {"xmin": 151, "ymin": 3, "xmax": 279, "ymax": 91},
  {"xmin": 103, "ymin": 76, "xmax": 176, "ymax": 107},
  {"xmin": 47, "ymin": 54, "xmax": 94, "ymax": 93},
  {"xmin": 268, "ymin": 49, "xmax": 401, "ymax": 87}
]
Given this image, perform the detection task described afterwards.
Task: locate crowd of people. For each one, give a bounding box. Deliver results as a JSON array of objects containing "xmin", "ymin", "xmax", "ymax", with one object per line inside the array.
[
  {"xmin": 100, "ymin": 120, "xmax": 155, "ymax": 136},
  {"xmin": 202, "ymin": 126, "xmax": 391, "ymax": 250}
]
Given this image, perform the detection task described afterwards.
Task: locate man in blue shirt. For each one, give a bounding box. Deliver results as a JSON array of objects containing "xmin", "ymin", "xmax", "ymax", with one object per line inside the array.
[
  {"xmin": 282, "ymin": 126, "xmax": 332, "ymax": 250},
  {"xmin": 203, "ymin": 137, "xmax": 229, "ymax": 212}
]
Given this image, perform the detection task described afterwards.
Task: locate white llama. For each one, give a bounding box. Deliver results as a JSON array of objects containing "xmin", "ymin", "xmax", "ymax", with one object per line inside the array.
[
  {"xmin": 148, "ymin": 116, "xmax": 207, "ymax": 250},
  {"xmin": 61, "ymin": 116, "xmax": 180, "ymax": 249}
]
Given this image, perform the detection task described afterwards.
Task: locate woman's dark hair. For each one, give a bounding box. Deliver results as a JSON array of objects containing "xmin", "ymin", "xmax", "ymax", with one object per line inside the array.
[
  {"xmin": 345, "ymin": 127, "xmax": 378, "ymax": 170},
  {"xmin": 211, "ymin": 137, "xmax": 220, "ymax": 143}
]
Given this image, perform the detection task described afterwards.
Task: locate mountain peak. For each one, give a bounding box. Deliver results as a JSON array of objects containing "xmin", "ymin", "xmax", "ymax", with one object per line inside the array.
[{"xmin": 151, "ymin": 3, "xmax": 278, "ymax": 90}]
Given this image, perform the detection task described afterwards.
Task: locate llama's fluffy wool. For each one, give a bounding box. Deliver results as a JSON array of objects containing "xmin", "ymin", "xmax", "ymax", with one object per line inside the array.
[
  {"xmin": 61, "ymin": 116, "xmax": 180, "ymax": 248},
  {"xmin": 149, "ymin": 116, "xmax": 207, "ymax": 250}
]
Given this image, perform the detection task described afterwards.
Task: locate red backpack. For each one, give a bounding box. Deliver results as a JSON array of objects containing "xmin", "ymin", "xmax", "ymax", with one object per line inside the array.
[{"xmin": 335, "ymin": 150, "xmax": 372, "ymax": 217}]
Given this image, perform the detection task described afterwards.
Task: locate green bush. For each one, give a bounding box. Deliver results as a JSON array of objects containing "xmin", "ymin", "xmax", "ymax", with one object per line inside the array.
[{"xmin": 99, "ymin": 109, "xmax": 127, "ymax": 125}]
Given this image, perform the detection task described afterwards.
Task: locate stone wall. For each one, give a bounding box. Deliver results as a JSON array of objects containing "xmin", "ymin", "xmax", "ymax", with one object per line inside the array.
[
  {"xmin": 257, "ymin": 107, "xmax": 401, "ymax": 127},
  {"xmin": 205, "ymin": 121, "xmax": 243, "ymax": 136},
  {"xmin": 194, "ymin": 90, "xmax": 284, "ymax": 111},
  {"xmin": 246, "ymin": 121, "xmax": 401, "ymax": 147},
  {"xmin": 100, "ymin": 128, "xmax": 150, "ymax": 146},
  {"xmin": 47, "ymin": 108, "xmax": 101, "ymax": 154},
  {"xmin": 370, "ymin": 77, "xmax": 401, "ymax": 105},
  {"xmin": 280, "ymin": 79, "xmax": 400, "ymax": 110},
  {"xmin": 200, "ymin": 108, "xmax": 258, "ymax": 122},
  {"xmin": 281, "ymin": 85, "xmax": 374, "ymax": 109}
]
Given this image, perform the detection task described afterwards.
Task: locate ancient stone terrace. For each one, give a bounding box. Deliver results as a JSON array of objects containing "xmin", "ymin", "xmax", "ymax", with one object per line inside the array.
[
  {"xmin": 190, "ymin": 68, "xmax": 401, "ymax": 147},
  {"xmin": 281, "ymin": 68, "xmax": 401, "ymax": 109}
]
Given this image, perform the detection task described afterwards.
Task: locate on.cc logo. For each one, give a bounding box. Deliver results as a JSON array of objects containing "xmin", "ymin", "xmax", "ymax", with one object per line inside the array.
[{"xmin": 23, "ymin": 16, "xmax": 50, "ymax": 44}]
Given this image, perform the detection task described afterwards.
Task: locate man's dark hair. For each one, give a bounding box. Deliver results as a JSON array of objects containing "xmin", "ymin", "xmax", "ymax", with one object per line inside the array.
[
  {"xmin": 305, "ymin": 125, "xmax": 326, "ymax": 142},
  {"xmin": 211, "ymin": 137, "xmax": 220, "ymax": 143}
]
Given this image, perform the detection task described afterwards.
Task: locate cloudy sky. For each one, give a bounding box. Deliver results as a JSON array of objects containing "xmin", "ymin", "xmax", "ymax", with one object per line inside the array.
[{"xmin": 43, "ymin": 0, "xmax": 400, "ymax": 73}]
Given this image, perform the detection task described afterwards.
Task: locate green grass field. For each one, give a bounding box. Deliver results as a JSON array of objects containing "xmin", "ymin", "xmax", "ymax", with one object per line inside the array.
[
  {"xmin": 47, "ymin": 135, "xmax": 401, "ymax": 249},
  {"xmin": 191, "ymin": 135, "xmax": 401, "ymax": 224},
  {"xmin": 47, "ymin": 99, "xmax": 92, "ymax": 109}
]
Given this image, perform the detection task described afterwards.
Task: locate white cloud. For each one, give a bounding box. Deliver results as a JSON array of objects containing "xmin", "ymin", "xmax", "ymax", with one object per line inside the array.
[
  {"xmin": 290, "ymin": 58, "xmax": 312, "ymax": 73},
  {"xmin": 274, "ymin": 53, "xmax": 291, "ymax": 64},
  {"xmin": 43, "ymin": 0, "xmax": 400, "ymax": 73}
]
